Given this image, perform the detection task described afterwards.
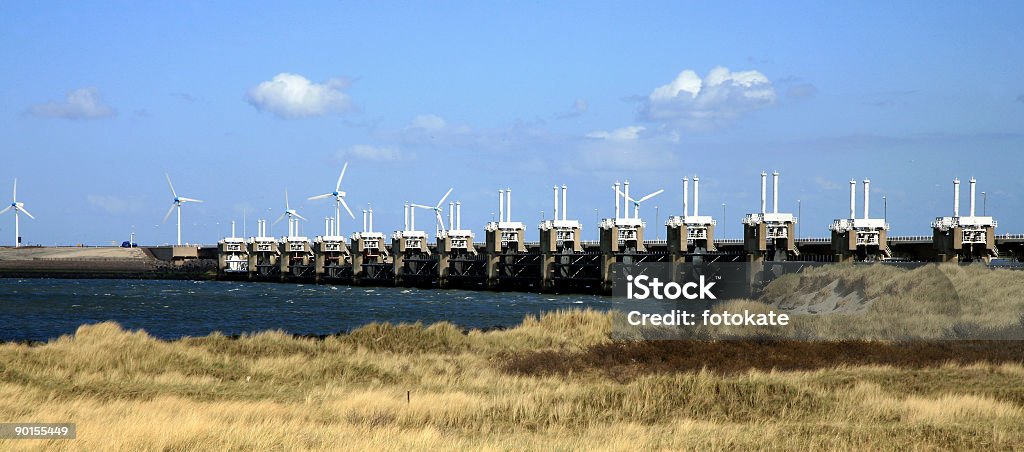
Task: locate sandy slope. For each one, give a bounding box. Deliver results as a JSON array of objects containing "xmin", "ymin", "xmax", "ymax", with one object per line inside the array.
[{"xmin": 0, "ymin": 246, "xmax": 151, "ymax": 261}]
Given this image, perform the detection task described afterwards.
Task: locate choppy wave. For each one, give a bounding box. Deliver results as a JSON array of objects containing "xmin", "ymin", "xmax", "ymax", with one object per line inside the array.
[{"xmin": 0, "ymin": 278, "xmax": 609, "ymax": 341}]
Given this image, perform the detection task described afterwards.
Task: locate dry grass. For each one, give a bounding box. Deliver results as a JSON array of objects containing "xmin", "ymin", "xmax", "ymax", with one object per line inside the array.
[
  {"xmin": 805, "ymin": 265, "xmax": 1024, "ymax": 339},
  {"xmin": 660, "ymin": 264, "xmax": 1024, "ymax": 340},
  {"xmin": 0, "ymin": 305, "xmax": 1021, "ymax": 450}
]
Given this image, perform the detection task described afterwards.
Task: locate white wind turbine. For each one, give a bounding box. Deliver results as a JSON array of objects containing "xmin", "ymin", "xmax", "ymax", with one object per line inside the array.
[
  {"xmin": 618, "ymin": 186, "xmax": 664, "ymax": 218},
  {"xmin": 163, "ymin": 174, "xmax": 203, "ymax": 246},
  {"xmin": 275, "ymin": 189, "xmax": 308, "ymax": 237},
  {"xmin": 0, "ymin": 179, "xmax": 35, "ymax": 247},
  {"xmin": 307, "ymin": 162, "xmax": 355, "ymax": 236},
  {"xmin": 411, "ymin": 187, "xmax": 453, "ymax": 237}
]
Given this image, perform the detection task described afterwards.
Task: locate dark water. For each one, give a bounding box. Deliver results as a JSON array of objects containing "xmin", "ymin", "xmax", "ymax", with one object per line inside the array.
[{"xmin": 0, "ymin": 278, "xmax": 611, "ymax": 342}]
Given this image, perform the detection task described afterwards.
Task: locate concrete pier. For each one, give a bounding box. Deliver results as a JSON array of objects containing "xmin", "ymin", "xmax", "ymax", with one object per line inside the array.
[
  {"xmin": 539, "ymin": 185, "xmax": 594, "ymax": 291},
  {"xmin": 932, "ymin": 178, "xmax": 999, "ymax": 262},
  {"xmin": 829, "ymin": 179, "xmax": 891, "ymax": 262},
  {"xmin": 391, "ymin": 231, "xmax": 434, "ymax": 287},
  {"xmin": 743, "ymin": 172, "xmax": 798, "ymax": 262}
]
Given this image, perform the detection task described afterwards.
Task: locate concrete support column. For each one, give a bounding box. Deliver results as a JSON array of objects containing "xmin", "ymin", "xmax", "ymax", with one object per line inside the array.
[
  {"xmin": 437, "ymin": 237, "xmax": 450, "ymax": 289},
  {"xmin": 391, "ymin": 238, "xmax": 405, "ymax": 286},
  {"xmin": 314, "ymin": 246, "xmax": 325, "ymax": 283},
  {"xmin": 351, "ymin": 240, "xmax": 365, "ymax": 284},
  {"xmin": 667, "ymin": 223, "xmax": 687, "ymax": 279},
  {"xmin": 539, "ymin": 227, "xmax": 556, "ymax": 291},
  {"xmin": 279, "ymin": 244, "xmax": 290, "ymax": 282},
  {"xmin": 246, "ymin": 249, "xmax": 257, "ymax": 281},
  {"xmin": 485, "ymin": 229, "xmax": 500, "ymax": 289},
  {"xmin": 599, "ymin": 226, "xmax": 619, "ymax": 293}
]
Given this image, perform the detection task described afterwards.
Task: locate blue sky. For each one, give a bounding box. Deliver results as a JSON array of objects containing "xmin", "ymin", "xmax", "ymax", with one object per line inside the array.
[{"xmin": 1, "ymin": 1, "xmax": 1022, "ymax": 245}]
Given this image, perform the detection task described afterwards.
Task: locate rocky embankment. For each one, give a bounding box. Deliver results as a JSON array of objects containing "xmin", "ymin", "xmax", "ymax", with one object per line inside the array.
[{"xmin": 0, "ymin": 246, "xmax": 215, "ymax": 279}]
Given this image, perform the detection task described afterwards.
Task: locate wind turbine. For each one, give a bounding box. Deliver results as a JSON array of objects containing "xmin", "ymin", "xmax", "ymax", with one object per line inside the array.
[
  {"xmin": 0, "ymin": 179, "xmax": 35, "ymax": 247},
  {"xmin": 308, "ymin": 162, "xmax": 355, "ymax": 236},
  {"xmin": 618, "ymin": 186, "xmax": 664, "ymax": 218},
  {"xmin": 275, "ymin": 189, "xmax": 307, "ymax": 237},
  {"xmin": 411, "ymin": 187, "xmax": 453, "ymax": 237},
  {"xmin": 163, "ymin": 174, "xmax": 203, "ymax": 246}
]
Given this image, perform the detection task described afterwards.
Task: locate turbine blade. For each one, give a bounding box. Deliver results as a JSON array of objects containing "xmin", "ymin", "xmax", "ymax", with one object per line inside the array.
[
  {"xmin": 637, "ymin": 189, "xmax": 665, "ymax": 204},
  {"xmin": 12, "ymin": 178, "xmax": 17, "ymax": 202},
  {"xmin": 179, "ymin": 197, "xmax": 204, "ymax": 203},
  {"xmin": 18, "ymin": 207, "xmax": 35, "ymax": 220},
  {"xmin": 410, "ymin": 203, "xmax": 433, "ymax": 210},
  {"xmin": 435, "ymin": 210, "xmax": 447, "ymax": 233},
  {"xmin": 0, "ymin": 206, "xmax": 11, "ymax": 215},
  {"xmin": 336, "ymin": 162, "xmax": 348, "ymax": 191},
  {"xmin": 436, "ymin": 187, "xmax": 453, "ymax": 208},
  {"xmin": 615, "ymin": 188, "xmax": 636, "ymax": 203},
  {"xmin": 165, "ymin": 174, "xmax": 177, "ymax": 198},
  {"xmin": 293, "ymin": 212, "xmax": 308, "ymax": 222},
  {"xmin": 274, "ymin": 213, "xmax": 287, "ymax": 225},
  {"xmin": 163, "ymin": 204, "xmax": 176, "ymax": 223},
  {"xmin": 339, "ymin": 197, "xmax": 355, "ymax": 219},
  {"xmin": 308, "ymin": 193, "xmax": 333, "ymax": 201},
  {"xmin": 285, "ymin": 189, "xmax": 290, "ymax": 211}
]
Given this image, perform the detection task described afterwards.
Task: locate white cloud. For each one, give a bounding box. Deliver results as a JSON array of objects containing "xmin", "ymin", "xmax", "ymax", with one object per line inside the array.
[
  {"xmin": 814, "ymin": 176, "xmax": 840, "ymax": 190},
  {"xmin": 650, "ymin": 70, "xmax": 703, "ymax": 101},
  {"xmin": 641, "ymin": 66, "xmax": 776, "ymax": 128},
  {"xmin": 340, "ymin": 144, "xmax": 402, "ymax": 162},
  {"xmin": 586, "ymin": 125, "xmax": 646, "ymax": 141},
  {"xmin": 409, "ymin": 114, "xmax": 447, "ymax": 132},
  {"xmin": 399, "ymin": 114, "xmax": 475, "ymax": 146},
  {"xmin": 28, "ymin": 87, "xmax": 116, "ymax": 119},
  {"xmin": 246, "ymin": 73, "xmax": 352, "ymax": 119}
]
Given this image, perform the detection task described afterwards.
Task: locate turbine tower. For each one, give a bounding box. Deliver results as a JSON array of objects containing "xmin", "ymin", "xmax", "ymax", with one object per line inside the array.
[
  {"xmin": 411, "ymin": 187, "xmax": 453, "ymax": 238},
  {"xmin": 275, "ymin": 189, "xmax": 308, "ymax": 237},
  {"xmin": 0, "ymin": 179, "xmax": 35, "ymax": 247},
  {"xmin": 162, "ymin": 174, "xmax": 203, "ymax": 246},
  {"xmin": 308, "ymin": 162, "xmax": 355, "ymax": 236}
]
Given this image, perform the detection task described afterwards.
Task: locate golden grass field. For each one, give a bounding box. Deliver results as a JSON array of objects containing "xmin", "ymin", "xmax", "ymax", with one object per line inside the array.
[{"xmin": 1, "ymin": 265, "xmax": 1022, "ymax": 450}]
